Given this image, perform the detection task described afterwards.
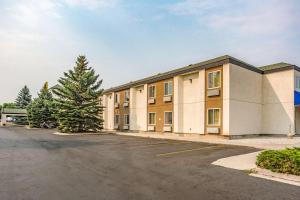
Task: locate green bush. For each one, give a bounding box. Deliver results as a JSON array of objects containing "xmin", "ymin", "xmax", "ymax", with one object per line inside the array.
[{"xmin": 256, "ymin": 148, "xmax": 300, "ymax": 175}]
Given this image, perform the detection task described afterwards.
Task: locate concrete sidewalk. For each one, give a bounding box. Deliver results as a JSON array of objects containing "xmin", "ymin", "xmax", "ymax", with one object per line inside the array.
[
  {"xmin": 212, "ymin": 151, "xmax": 261, "ymax": 170},
  {"xmin": 115, "ymin": 131, "xmax": 300, "ymax": 150},
  {"xmin": 212, "ymin": 151, "xmax": 300, "ymax": 187}
]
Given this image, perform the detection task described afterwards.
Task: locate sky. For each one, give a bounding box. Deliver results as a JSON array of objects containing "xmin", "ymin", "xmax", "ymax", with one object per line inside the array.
[{"xmin": 0, "ymin": 0, "xmax": 300, "ymax": 103}]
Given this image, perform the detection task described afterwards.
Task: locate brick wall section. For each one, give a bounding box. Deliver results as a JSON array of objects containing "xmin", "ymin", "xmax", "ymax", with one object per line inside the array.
[
  {"xmin": 147, "ymin": 79, "xmax": 174, "ymax": 132},
  {"xmin": 114, "ymin": 90, "xmax": 130, "ymax": 130},
  {"xmin": 205, "ymin": 66, "xmax": 223, "ymax": 134}
]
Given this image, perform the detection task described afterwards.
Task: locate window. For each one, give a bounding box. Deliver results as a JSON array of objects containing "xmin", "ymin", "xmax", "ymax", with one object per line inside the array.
[
  {"xmin": 208, "ymin": 71, "xmax": 221, "ymax": 89},
  {"xmin": 125, "ymin": 90, "xmax": 130, "ymax": 102},
  {"xmin": 148, "ymin": 113, "xmax": 156, "ymax": 125},
  {"xmin": 296, "ymin": 77, "xmax": 300, "ymax": 90},
  {"xmin": 164, "ymin": 81, "xmax": 173, "ymax": 96},
  {"xmin": 115, "ymin": 93, "xmax": 120, "ymax": 103},
  {"xmin": 164, "ymin": 112, "xmax": 173, "ymax": 125},
  {"xmin": 149, "ymin": 85, "xmax": 156, "ymax": 98},
  {"xmin": 124, "ymin": 114, "xmax": 130, "ymax": 125},
  {"xmin": 115, "ymin": 115, "xmax": 120, "ymax": 125},
  {"xmin": 207, "ymin": 108, "xmax": 220, "ymax": 125}
]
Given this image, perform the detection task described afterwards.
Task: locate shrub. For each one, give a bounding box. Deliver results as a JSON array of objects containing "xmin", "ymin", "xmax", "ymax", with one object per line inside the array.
[{"xmin": 256, "ymin": 148, "xmax": 300, "ymax": 175}]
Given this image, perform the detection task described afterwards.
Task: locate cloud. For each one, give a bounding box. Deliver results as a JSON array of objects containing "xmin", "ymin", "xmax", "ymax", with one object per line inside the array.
[
  {"xmin": 63, "ymin": 0, "xmax": 119, "ymax": 10},
  {"xmin": 168, "ymin": 0, "xmax": 300, "ymax": 35},
  {"xmin": 168, "ymin": 0, "xmax": 227, "ymax": 16},
  {"xmin": 167, "ymin": 0, "xmax": 300, "ymax": 64}
]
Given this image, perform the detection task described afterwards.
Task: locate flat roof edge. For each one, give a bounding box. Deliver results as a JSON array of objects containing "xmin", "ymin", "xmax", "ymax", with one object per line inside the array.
[
  {"xmin": 103, "ymin": 55, "xmax": 264, "ymax": 94},
  {"xmin": 103, "ymin": 57, "xmax": 228, "ymax": 94},
  {"xmin": 262, "ymin": 65, "xmax": 299, "ymax": 74}
]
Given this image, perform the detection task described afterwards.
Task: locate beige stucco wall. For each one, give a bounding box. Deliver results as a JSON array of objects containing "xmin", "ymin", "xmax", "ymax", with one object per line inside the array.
[
  {"xmin": 103, "ymin": 92, "xmax": 114, "ymax": 130},
  {"xmin": 222, "ymin": 64, "xmax": 230, "ymax": 135},
  {"xmin": 173, "ymin": 70, "xmax": 205, "ymax": 134},
  {"xmin": 295, "ymin": 71, "xmax": 300, "ymax": 134},
  {"xmin": 103, "ymin": 63, "xmax": 297, "ymax": 136},
  {"xmin": 130, "ymin": 84, "xmax": 148, "ymax": 131},
  {"xmin": 262, "ymin": 70, "xmax": 294, "ymax": 135},
  {"xmin": 226, "ymin": 64, "xmax": 263, "ymax": 135}
]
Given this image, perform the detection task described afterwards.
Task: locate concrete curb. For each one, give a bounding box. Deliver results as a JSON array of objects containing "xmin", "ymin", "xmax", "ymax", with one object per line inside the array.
[
  {"xmin": 212, "ymin": 151, "xmax": 300, "ymax": 187},
  {"xmin": 25, "ymin": 126, "xmax": 43, "ymax": 130},
  {"xmin": 53, "ymin": 132, "xmax": 110, "ymax": 136},
  {"xmin": 115, "ymin": 132, "xmax": 300, "ymax": 150},
  {"xmin": 250, "ymin": 168, "xmax": 300, "ymax": 187}
]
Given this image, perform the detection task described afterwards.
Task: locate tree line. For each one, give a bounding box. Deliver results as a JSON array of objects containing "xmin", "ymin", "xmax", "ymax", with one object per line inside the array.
[{"xmin": 1, "ymin": 55, "xmax": 104, "ymax": 133}]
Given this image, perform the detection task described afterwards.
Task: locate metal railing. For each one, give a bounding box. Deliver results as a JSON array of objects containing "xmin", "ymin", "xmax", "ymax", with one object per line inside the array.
[{"xmin": 2, "ymin": 108, "xmax": 27, "ymax": 114}]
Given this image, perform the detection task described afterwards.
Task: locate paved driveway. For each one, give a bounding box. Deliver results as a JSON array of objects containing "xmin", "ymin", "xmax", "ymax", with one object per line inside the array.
[{"xmin": 0, "ymin": 127, "xmax": 299, "ymax": 200}]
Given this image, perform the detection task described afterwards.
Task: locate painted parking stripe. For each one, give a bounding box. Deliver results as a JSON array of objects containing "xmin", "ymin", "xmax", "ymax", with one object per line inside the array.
[
  {"xmin": 129, "ymin": 141, "xmax": 190, "ymax": 149},
  {"xmin": 156, "ymin": 145, "xmax": 221, "ymax": 157}
]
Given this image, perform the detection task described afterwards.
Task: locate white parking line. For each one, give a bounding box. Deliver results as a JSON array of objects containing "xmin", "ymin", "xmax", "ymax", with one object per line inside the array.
[
  {"xmin": 156, "ymin": 145, "xmax": 221, "ymax": 157},
  {"xmin": 129, "ymin": 141, "xmax": 189, "ymax": 149}
]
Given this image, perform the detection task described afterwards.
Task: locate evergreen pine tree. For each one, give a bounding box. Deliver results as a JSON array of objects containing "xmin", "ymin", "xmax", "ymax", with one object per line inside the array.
[
  {"xmin": 27, "ymin": 82, "xmax": 57, "ymax": 128},
  {"xmin": 15, "ymin": 85, "xmax": 32, "ymax": 125},
  {"xmin": 15, "ymin": 85, "xmax": 32, "ymax": 108},
  {"xmin": 53, "ymin": 55, "xmax": 104, "ymax": 133}
]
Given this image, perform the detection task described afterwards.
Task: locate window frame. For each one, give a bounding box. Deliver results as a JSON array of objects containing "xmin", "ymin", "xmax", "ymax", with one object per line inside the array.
[
  {"xmin": 115, "ymin": 93, "xmax": 120, "ymax": 103},
  {"xmin": 124, "ymin": 114, "xmax": 130, "ymax": 125},
  {"xmin": 296, "ymin": 77, "xmax": 300, "ymax": 91},
  {"xmin": 207, "ymin": 108, "xmax": 221, "ymax": 126},
  {"xmin": 148, "ymin": 85, "xmax": 156, "ymax": 98},
  {"xmin": 124, "ymin": 90, "xmax": 130, "ymax": 102},
  {"xmin": 115, "ymin": 114, "xmax": 120, "ymax": 125},
  {"xmin": 207, "ymin": 70, "xmax": 221, "ymax": 89},
  {"xmin": 148, "ymin": 112, "xmax": 156, "ymax": 125},
  {"xmin": 164, "ymin": 81, "xmax": 173, "ymax": 96},
  {"xmin": 164, "ymin": 111, "xmax": 173, "ymax": 125}
]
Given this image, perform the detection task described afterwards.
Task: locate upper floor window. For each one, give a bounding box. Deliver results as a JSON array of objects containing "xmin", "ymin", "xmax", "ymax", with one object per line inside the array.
[
  {"xmin": 149, "ymin": 85, "xmax": 156, "ymax": 98},
  {"xmin": 125, "ymin": 90, "xmax": 130, "ymax": 102},
  {"xmin": 208, "ymin": 71, "xmax": 221, "ymax": 89},
  {"xmin": 164, "ymin": 81, "xmax": 173, "ymax": 96},
  {"xmin": 115, "ymin": 93, "xmax": 120, "ymax": 103},
  {"xmin": 296, "ymin": 77, "xmax": 300, "ymax": 91},
  {"xmin": 207, "ymin": 108, "xmax": 220, "ymax": 126}
]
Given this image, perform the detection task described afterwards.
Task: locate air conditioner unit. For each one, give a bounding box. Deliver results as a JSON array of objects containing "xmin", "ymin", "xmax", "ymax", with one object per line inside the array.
[
  {"xmin": 123, "ymin": 125, "xmax": 129, "ymax": 130},
  {"xmin": 148, "ymin": 98, "xmax": 156, "ymax": 104},
  {"xmin": 123, "ymin": 102, "xmax": 129, "ymax": 107},
  {"xmin": 114, "ymin": 125, "xmax": 119, "ymax": 129},
  {"xmin": 114, "ymin": 103, "xmax": 119, "ymax": 108},
  {"xmin": 163, "ymin": 96, "xmax": 172, "ymax": 102},
  {"xmin": 207, "ymin": 89, "xmax": 220, "ymax": 97},
  {"xmin": 163, "ymin": 126, "xmax": 172, "ymax": 132},
  {"xmin": 148, "ymin": 125, "xmax": 155, "ymax": 131},
  {"xmin": 207, "ymin": 127, "xmax": 220, "ymax": 134}
]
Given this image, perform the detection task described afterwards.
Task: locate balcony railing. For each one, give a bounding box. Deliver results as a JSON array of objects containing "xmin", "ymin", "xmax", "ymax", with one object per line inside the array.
[{"xmin": 2, "ymin": 108, "xmax": 27, "ymax": 114}]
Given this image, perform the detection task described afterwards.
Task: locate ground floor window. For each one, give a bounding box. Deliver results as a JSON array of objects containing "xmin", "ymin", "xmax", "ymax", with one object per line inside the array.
[
  {"xmin": 124, "ymin": 114, "xmax": 130, "ymax": 125},
  {"xmin": 164, "ymin": 111, "xmax": 173, "ymax": 125},
  {"xmin": 148, "ymin": 113, "xmax": 156, "ymax": 125},
  {"xmin": 207, "ymin": 108, "xmax": 220, "ymax": 125},
  {"xmin": 115, "ymin": 115, "xmax": 120, "ymax": 125}
]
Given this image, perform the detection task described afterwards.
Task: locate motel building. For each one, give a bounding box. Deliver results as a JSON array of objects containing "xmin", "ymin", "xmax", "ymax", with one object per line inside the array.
[{"xmin": 102, "ymin": 55, "xmax": 300, "ymax": 138}]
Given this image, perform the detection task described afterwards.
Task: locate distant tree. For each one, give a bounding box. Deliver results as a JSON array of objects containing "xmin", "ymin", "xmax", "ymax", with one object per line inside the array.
[
  {"xmin": 3, "ymin": 102, "xmax": 17, "ymax": 109},
  {"xmin": 27, "ymin": 82, "xmax": 57, "ymax": 128},
  {"xmin": 15, "ymin": 85, "xmax": 32, "ymax": 109},
  {"xmin": 15, "ymin": 86, "xmax": 32, "ymax": 125},
  {"xmin": 53, "ymin": 55, "xmax": 104, "ymax": 133}
]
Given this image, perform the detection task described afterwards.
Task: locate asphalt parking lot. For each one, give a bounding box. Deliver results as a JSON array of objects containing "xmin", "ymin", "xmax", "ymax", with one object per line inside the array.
[{"xmin": 0, "ymin": 127, "xmax": 300, "ymax": 200}]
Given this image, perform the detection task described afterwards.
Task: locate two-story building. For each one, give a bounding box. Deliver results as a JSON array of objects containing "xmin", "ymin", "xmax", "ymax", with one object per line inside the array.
[{"xmin": 102, "ymin": 55, "xmax": 300, "ymax": 138}]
